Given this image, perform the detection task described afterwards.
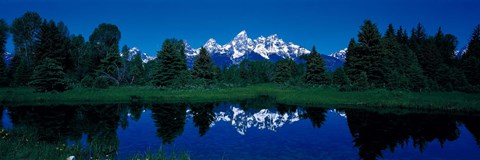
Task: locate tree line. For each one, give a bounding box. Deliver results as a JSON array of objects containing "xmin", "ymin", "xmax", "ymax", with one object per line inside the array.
[
  {"xmin": 344, "ymin": 20, "xmax": 480, "ymax": 92},
  {"xmin": 0, "ymin": 12, "xmax": 479, "ymax": 93}
]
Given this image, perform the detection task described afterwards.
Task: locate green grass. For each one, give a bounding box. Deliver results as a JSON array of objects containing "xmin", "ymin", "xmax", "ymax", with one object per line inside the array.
[
  {"xmin": 1, "ymin": 83, "xmax": 480, "ymax": 110},
  {"xmin": 0, "ymin": 127, "xmax": 190, "ymax": 160}
]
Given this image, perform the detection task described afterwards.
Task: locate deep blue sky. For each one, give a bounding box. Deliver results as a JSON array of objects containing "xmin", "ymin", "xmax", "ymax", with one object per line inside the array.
[{"xmin": 1, "ymin": 0, "xmax": 479, "ymax": 55}]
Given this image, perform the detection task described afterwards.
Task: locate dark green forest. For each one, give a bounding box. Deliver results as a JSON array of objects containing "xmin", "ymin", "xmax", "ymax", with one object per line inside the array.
[{"xmin": 0, "ymin": 12, "xmax": 479, "ymax": 93}]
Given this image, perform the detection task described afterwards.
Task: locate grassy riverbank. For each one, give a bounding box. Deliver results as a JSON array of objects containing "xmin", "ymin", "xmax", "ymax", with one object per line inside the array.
[
  {"xmin": 0, "ymin": 128, "xmax": 189, "ymax": 160},
  {"xmin": 1, "ymin": 83, "xmax": 480, "ymax": 110}
]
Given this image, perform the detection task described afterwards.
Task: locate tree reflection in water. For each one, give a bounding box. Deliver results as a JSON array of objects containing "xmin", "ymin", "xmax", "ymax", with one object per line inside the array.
[
  {"xmin": 461, "ymin": 115, "xmax": 480, "ymax": 147},
  {"xmin": 6, "ymin": 104, "xmax": 126, "ymax": 159},
  {"xmin": 190, "ymin": 103, "xmax": 216, "ymax": 137},
  {"xmin": 2, "ymin": 101, "xmax": 480, "ymax": 160},
  {"xmin": 345, "ymin": 109, "xmax": 461, "ymax": 160},
  {"xmin": 151, "ymin": 103, "xmax": 187, "ymax": 144},
  {"xmin": 302, "ymin": 107, "xmax": 327, "ymax": 128}
]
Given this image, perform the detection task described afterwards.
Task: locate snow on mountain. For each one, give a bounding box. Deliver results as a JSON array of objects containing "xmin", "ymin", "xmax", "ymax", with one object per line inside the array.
[
  {"xmin": 330, "ymin": 109, "xmax": 347, "ymax": 119},
  {"xmin": 455, "ymin": 46, "xmax": 468, "ymax": 59},
  {"xmin": 329, "ymin": 48, "xmax": 347, "ymax": 62},
  {"xmin": 121, "ymin": 47, "xmax": 155, "ymax": 63},
  {"xmin": 186, "ymin": 30, "xmax": 316, "ymax": 68},
  {"xmin": 205, "ymin": 105, "xmax": 304, "ymax": 135},
  {"xmin": 127, "ymin": 31, "xmax": 346, "ymax": 70}
]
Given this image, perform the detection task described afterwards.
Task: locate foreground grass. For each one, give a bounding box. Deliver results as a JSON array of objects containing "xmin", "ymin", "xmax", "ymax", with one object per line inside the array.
[
  {"xmin": 0, "ymin": 128, "xmax": 189, "ymax": 160},
  {"xmin": 1, "ymin": 83, "xmax": 480, "ymax": 110}
]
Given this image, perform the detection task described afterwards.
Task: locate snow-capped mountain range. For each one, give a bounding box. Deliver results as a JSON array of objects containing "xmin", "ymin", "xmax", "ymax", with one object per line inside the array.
[
  {"xmin": 183, "ymin": 30, "xmax": 345, "ymax": 70},
  {"xmin": 185, "ymin": 30, "xmax": 312, "ymax": 66},
  {"xmin": 123, "ymin": 31, "xmax": 344, "ymax": 70},
  {"xmin": 120, "ymin": 47, "xmax": 155, "ymax": 63}
]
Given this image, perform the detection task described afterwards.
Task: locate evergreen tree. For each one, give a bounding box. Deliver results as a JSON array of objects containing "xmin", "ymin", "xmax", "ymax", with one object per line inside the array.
[
  {"xmin": 239, "ymin": 59, "xmax": 252, "ymax": 83},
  {"xmin": 12, "ymin": 55, "xmax": 31, "ymax": 86},
  {"xmin": 464, "ymin": 25, "xmax": 480, "ymax": 59},
  {"xmin": 354, "ymin": 71, "xmax": 369, "ymax": 90},
  {"xmin": 345, "ymin": 38, "xmax": 364, "ymax": 82},
  {"xmin": 396, "ymin": 26, "xmax": 409, "ymax": 45},
  {"xmin": 305, "ymin": 46, "xmax": 327, "ymax": 85},
  {"xmin": 0, "ymin": 19, "xmax": 8, "ymax": 86},
  {"xmin": 462, "ymin": 25, "xmax": 480, "ymax": 86},
  {"xmin": 273, "ymin": 59, "xmax": 296, "ymax": 83},
  {"xmin": 345, "ymin": 20, "xmax": 386, "ymax": 86},
  {"xmin": 434, "ymin": 28, "xmax": 457, "ymax": 66},
  {"xmin": 358, "ymin": 20, "xmax": 386, "ymax": 86},
  {"xmin": 219, "ymin": 65, "xmax": 242, "ymax": 85},
  {"xmin": 34, "ymin": 20, "xmax": 68, "ymax": 67},
  {"xmin": 193, "ymin": 47, "xmax": 214, "ymax": 82},
  {"xmin": 410, "ymin": 23, "xmax": 442, "ymax": 83},
  {"xmin": 405, "ymin": 64, "xmax": 427, "ymax": 91},
  {"xmin": 151, "ymin": 38, "xmax": 188, "ymax": 87},
  {"xmin": 129, "ymin": 52, "xmax": 145, "ymax": 84},
  {"xmin": 333, "ymin": 67, "xmax": 351, "ymax": 87},
  {"xmin": 29, "ymin": 58, "xmax": 67, "ymax": 92}
]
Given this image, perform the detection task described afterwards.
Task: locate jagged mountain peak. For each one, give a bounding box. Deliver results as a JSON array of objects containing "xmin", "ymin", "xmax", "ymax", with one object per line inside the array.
[
  {"xmin": 235, "ymin": 30, "xmax": 248, "ymax": 39},
  {"xmin": 122, "ymin": 47, "xmax": 155, "ymax": 63},
  {"xmin": 455, "ymin": 46, "xmax": 468, "ymax": 59},
  {"xmin": 267, "ymin": 33, "xmax": 279, "ymax": 40},
  {"xmin": 184, "ymin": 30, "xmax": 341, "ymax": 68},
  {"xmin": 329, "ymin": 48, "xmax": 348, "ymax": 62}
]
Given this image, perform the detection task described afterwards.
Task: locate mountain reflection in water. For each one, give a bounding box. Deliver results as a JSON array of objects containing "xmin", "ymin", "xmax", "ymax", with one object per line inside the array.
[{"xmin": 1, "ymin": 101, "xmax": 480, "ymax": 160}]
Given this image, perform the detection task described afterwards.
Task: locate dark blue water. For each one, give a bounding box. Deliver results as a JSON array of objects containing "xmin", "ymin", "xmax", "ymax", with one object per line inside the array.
[{"xmin": 1, "ymin": 103, "xmax": 480, "ymax": 160}]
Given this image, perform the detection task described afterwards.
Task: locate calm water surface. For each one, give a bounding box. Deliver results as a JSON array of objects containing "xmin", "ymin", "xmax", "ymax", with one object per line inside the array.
[{"xmin": 1, "ymin": 100, "xmax": 480, "ymax": 160}]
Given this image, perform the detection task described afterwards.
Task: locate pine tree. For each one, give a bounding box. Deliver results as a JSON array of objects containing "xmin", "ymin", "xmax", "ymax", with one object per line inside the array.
[
  {"xmin": 434, "ymin": 28, "xmax": 457, "ymax": 66},
  {"xmin": 354, "ymin": 71, "xmax": 369, "ymax": 90},
  {"xmin": 405, "ymin": 64, "xmax": 427, "ymax": 91},
  {"xmin": 333, "ymin": 67, "xmax": 351, "ymax": 87},
  {"xmin": 345, "ymin": 20, "xmax": 386, "ymax": 86},
  {"xmin": 273, "ymin": 59, "xmax": 296, "ymax": 83},
  {"xmin": 410, "ymin": 23, "xmax": 442, "ymax": 83},
  {"xmin": 193, "ymin": 47, "xmax": 214, "ymax": 82},
  {"xmin": 358, "ymin": 20, "xmax": 386, "ymax": 86},
  {"xmin": 0, "ymin": 19, "xmax": 8, "ymax": 86},
  {"xmin": 13, "ymin": 56, "xmax": 30, "ymax": 86},
  {"xmin": 34, "ymin": 20, "xmax": 68, "ymax": 68},
  {"xmin": 29, "ymin": 58, "xmax": 67, "ymax": 92},
  {"xmin": 345, "ymin": 38, "xmax": 363, "ymax": 82},
  {"xmin": 463, "ymin": 25, "xmax": 480, "ymax": 60},
  {"xmin": 462, "ymin": 25, "xmax": 480, "ymax": 86},
  {"xmin": 129, "ymin": 52, "xmax": 145, "ymax": 84},
  {"xmin": 151, "ymin": 38, "xmax": 188, "ymax": 87},
  {"xmin": 305, "ymin": 46, "xmax": 327, "ymax": 85}
]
